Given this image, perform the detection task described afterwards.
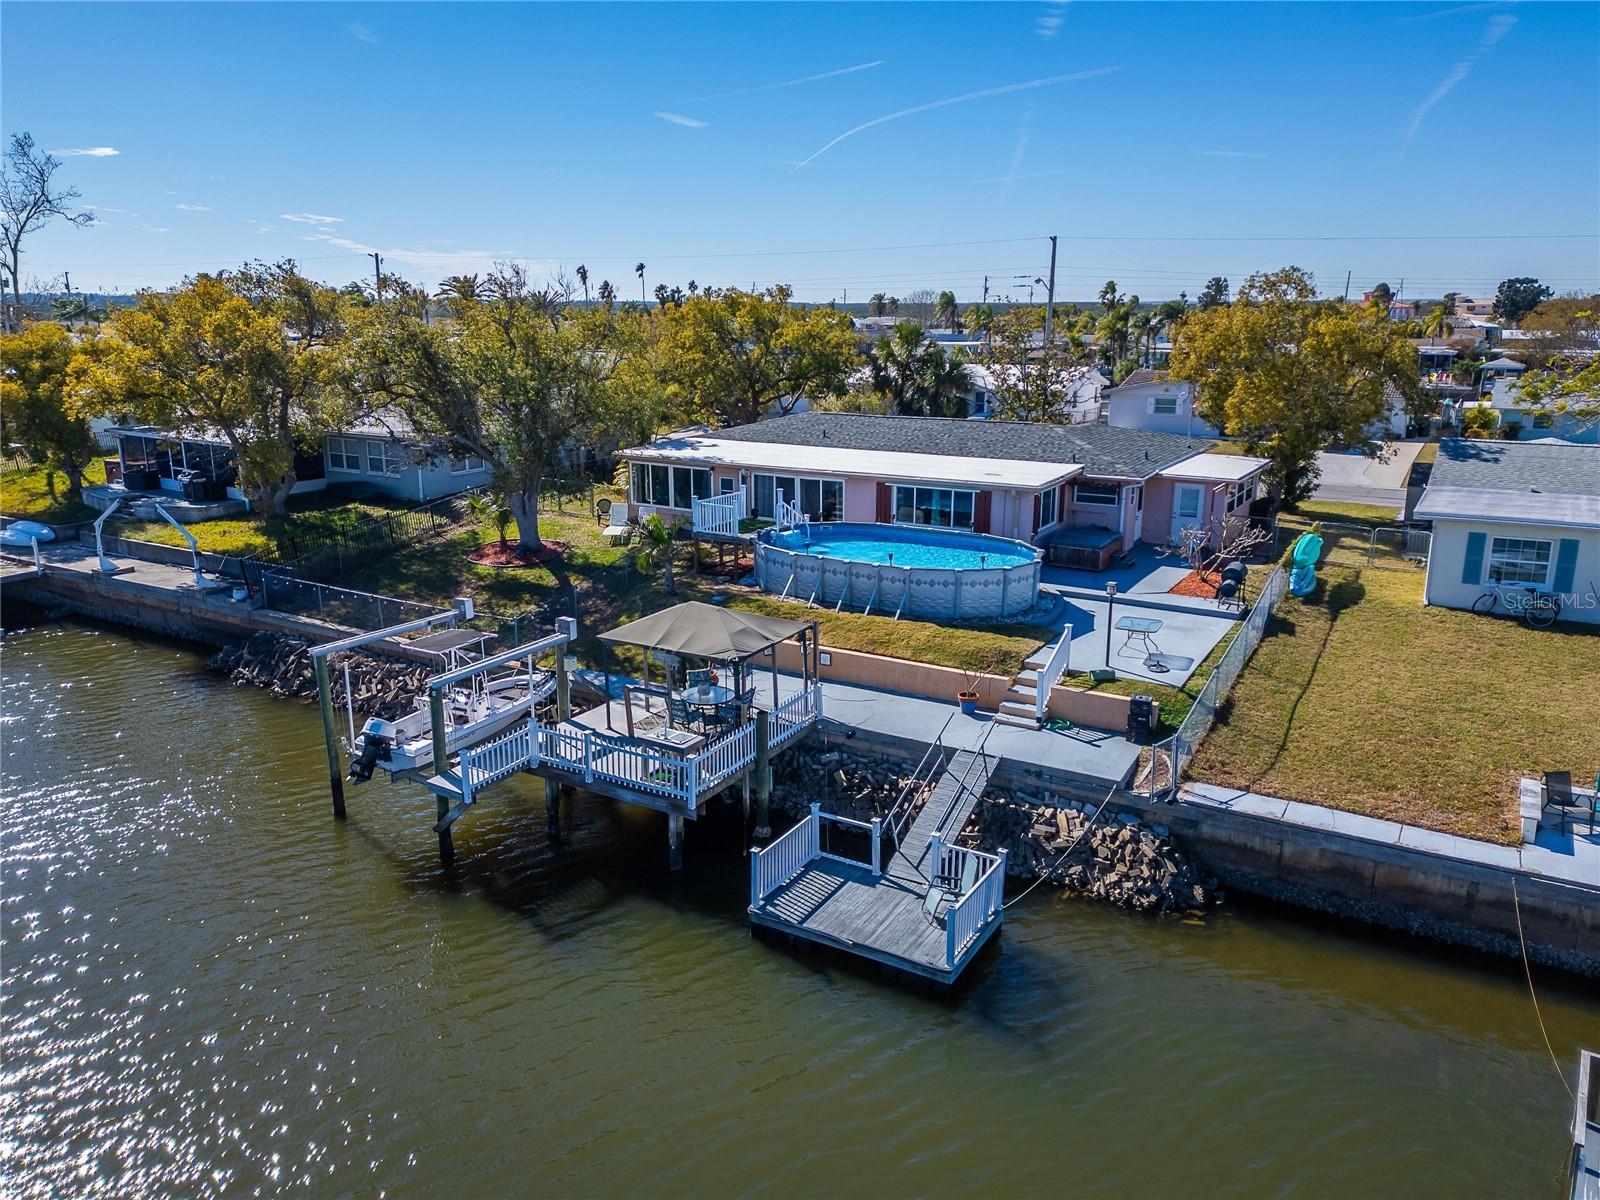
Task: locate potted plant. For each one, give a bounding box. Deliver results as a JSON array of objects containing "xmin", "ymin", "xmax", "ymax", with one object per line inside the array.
[{"xmin": 957, "ymin": 656, "xmax": 1005, "ymax": 716}]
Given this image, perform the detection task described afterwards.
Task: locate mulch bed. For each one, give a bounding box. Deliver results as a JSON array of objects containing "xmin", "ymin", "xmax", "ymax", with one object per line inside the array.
[
  {"xmin": 1168, "ymin": 569, "xmax": 1222, "ymax": 599},
  {"xmin": 467, "ymin": 539, "xmax": 567, "ymax": 568}
]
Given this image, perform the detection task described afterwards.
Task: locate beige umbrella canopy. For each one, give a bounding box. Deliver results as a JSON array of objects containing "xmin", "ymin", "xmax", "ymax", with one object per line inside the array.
[{"xmin": 598, "ymin": 601, "xmax": 807, "ymax": 662}]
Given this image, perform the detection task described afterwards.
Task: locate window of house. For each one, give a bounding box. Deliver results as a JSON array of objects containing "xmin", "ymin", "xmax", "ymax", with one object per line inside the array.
[
  {"xmin": 450, "ymin": 453, "xmax": 486, "ymax": 474},
  {"xmin": 1038, "ymin": 485, "xmax": 1059, "ymax": 528},
  {"xmin": 630, "ymin": 463, "xmax": 709, "ymax": 508},
  {"xmin": 894, "ymin": 485, "xmax": 975, "ymax": 529},
  {"xmin": 1074, "ymin": 482, "xmax": 1120, "ymax": 507},
  {"xmin": 327, "ymin": 436, "xmax": 362, "ymax": 472},
  {"xmin": 1226, "ymin": 478, "xmax": 1256, "ymax": 514},
  {"xmin": 1532, "ymin": 412, "xmax": 1555, "ymax": 429},
  {"xmin": 1152, "ymin": 395, "xmax": 1179, "ymax": 416},
  {"xmin": 366, "ymin": 440, "xmax": 403, "ymax": 476},
  {"xmin": 1487, "ymin": 537, "xmax": 1552, "ymax": 586},
  {"xmin": 752, "ymin": 473, "xmax": 841, "ymax": 521}
]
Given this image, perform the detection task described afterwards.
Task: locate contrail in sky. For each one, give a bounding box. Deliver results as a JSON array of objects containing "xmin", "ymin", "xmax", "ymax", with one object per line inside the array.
[
  {"xmin": 793, "ymin": 66, "xmax": 1120, "ymax": 169},
  {"xmin": 679, "ymin": 61, "xmax": 884, "ymax": 104}
]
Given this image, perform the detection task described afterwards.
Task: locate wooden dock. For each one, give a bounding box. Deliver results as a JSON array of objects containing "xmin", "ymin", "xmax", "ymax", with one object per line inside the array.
[{"xmin": 748, "ymin": 748, "xmax": 1006, "ymax": 984}]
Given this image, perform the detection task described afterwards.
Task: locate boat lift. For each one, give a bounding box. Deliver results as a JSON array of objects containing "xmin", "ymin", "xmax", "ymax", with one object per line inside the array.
[{"xmin": 307, "ymin": 606, "xmax": 577, "ymax": 859}]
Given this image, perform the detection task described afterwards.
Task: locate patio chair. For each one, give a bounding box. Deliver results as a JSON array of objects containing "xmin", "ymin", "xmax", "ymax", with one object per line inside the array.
[
  {"xmin": 685, "ymin": 667, "xmax": 713, "ymax": 691},
  {"xmin": 601, "ymin": 503, "xmax": 632, "ymax": 545},
  {"xmin": 1544, "ymin": 770, "xmax": 1574, "ymax": 814},
  {"xmin": 666, "ymin": 696, "xmax": 695, "ymax": 732},
  {"xmin": 594, "ymin": 497, "xmax": 612, "ymax": 526}
]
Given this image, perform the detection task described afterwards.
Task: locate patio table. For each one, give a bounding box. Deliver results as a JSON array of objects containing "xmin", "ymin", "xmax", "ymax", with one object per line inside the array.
[
  {"xmin": 1114, "ymin": 615, "xmax": 1163, "ymax": 657},
  {"xmin": 681, "ymin": 684, "xmax": 734, "ymax": 708}
]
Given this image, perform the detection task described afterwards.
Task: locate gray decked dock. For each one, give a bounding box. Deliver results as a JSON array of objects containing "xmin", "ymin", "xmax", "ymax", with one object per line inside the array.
[{"xmin": 748, "ymin": 749, "xmax": 1006, "ymax": 983}]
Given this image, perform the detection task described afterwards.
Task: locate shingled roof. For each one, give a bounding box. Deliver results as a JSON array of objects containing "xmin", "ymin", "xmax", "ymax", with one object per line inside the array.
[
  {"xmin": 1430, "ymin": 438, "xmax": 1600, "ymax": 497},
  {"xmin": 708, "ymin": 412, "xmax": 1215, "ymax": 479}
]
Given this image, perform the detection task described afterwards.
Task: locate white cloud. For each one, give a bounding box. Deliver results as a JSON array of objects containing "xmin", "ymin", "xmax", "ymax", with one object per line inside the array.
[
  {"xmin": 996, "ymin": 105, "xmax": 1035, "ymax": 196},
  {"xmin": 1401, "ymin": 14, "xmax": 1515, "ymax": 153},
  {"xmin": 971, "ymin": 166, "xmax": 1074, "ymax": 185},
  {"xmin": 678, "ymin": 61, "xmax": 885, "ymax": 104},
  {"xmin": 175, "ymin": 203, "xmax": 212, "ymax": 212},
  {"xmin": 655, "ymin": 111, "xmax": 709, "ymax": 129},
  {"xmin": 137, "ymin": 224, "xmax": 171, "ymax": 234},
  {"xmin": 280, "ymin": 212, "xmax": 344, "ymax": 225},
  {"xmin": 794, "ymin": 66, "xmax": 1120, "ymax": 169},
  {"xmin": 1036, "ymin": 3, "xmax": 1069, "ymax": 38},
  {"xmin": 1193, "ymin": 149, "xmax": 1268, "ymax": 159},
  {"xmin": 347, "ymin": 21, "xmax": 378, "ymax": 44},
  {"xmin": 50, "ymin": 146, "xmax": 120, "ymax": 157},
  {"xmin": 300, "ymin": 231, "xmax": 532, "ymax": 279}
]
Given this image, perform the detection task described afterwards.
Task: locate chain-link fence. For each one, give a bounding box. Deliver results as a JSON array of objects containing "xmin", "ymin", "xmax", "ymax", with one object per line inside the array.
[
  {"xmin": 1134, "ymin": 564, "xmax": 1288, "ymax": 800},
  {"xmin": 258, "ymin": 570, "xmax": 549, "ymax": 642},
  {"xmin": 1275, "ymin": 519, "xmax": 1431, "ymax": 571}
]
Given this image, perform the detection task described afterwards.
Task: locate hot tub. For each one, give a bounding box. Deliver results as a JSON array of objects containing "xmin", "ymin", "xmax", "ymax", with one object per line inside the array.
[{"xmin": 753, "ymin": 523, "xmax": 1042, "ymax": 621}]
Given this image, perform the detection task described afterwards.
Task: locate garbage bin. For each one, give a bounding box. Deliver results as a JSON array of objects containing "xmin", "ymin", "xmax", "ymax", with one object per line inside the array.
[{"xmin": 1126, "ymin": 694, "xmax": 1155, "ymax": 745}]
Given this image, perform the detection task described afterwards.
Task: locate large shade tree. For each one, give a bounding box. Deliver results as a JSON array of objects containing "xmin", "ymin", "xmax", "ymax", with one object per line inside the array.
[
  {"xmin": 339, "ymin": 267, "xmax": 661, "ymax": 551},
  {"xmin": 979, "ymin": 306, "xmax": 1096, "ymax": 423},
  {"xmin": 1168, "ymin": 267, "xmax": 1423, "ymax": 502},
  {"xmin": 68, "ymin": 262, "xmax": 345, "ymax": 515},
  {"xmin": 657, "ymin": 286, "xmax": 858, "ymax": 427},
  {"xmin": 0, "ymin": 321, "xmax": 98, "ymax": 497}
]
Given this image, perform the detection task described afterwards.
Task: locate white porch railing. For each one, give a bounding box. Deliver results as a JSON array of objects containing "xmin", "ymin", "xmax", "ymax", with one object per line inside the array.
[
  {"xmin": 459, "ymin": 716, "xmax": 539, "ymax": 807},
  {"xmin": 938, "ymin": 844, "xmax": 1007, "ymax": 964},
  {"xmin": 750, "ymin": 808, "xmax": 821, "ymax": 904},
  {"xmin": 1033, "ymin": 630, "xmax": 1073, "ymax": 724},
  {"xmin": 692, "ymin": 487, "xmax": 745, "ymax": 537},
  {"xmin": 697, "ymin": 721, "xmax": 759, "ymax": 790},
  {"xmin": 771, "ymin": 684, "xmax": 823, "ymax": 749}
]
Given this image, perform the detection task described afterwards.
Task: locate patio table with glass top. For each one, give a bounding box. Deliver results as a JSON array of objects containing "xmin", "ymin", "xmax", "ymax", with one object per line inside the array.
[{"xmin": 1114, "ymin": 615, "xmax": 1163, "ymax": 657}]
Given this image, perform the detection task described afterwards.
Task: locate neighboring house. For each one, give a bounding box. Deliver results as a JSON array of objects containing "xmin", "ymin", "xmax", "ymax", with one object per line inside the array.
[
  {"xmin": 963, "ymin": 364, "xmax": 1106, "ymax": 422},
  {"xmin": 1487, "ymin": 380, "xmax": 1599, "ymax": 445},
  {"xmin": 1101, "ymin": 369, "xmax": 1219, "ymax": 439},
  {"xmin": 618, "ymin": 411, "xmax": 1266, "ymax": 555},
  {"xmin": 1477, "ymin": 357, "xmax": 1527, "ymax": 393},
  {"xmin": 105, "ymin": 418, "xmax": 494, "ymax": 507},
  {"xmin": 1415, "ymin": 439, "xmax": 1600, "ymax": 625}
]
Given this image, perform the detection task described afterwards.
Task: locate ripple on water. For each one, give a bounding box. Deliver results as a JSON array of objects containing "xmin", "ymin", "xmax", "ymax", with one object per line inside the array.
[{"xmin": 1, "ymin": 622, "xmax": 1594, "ymax": 1199}]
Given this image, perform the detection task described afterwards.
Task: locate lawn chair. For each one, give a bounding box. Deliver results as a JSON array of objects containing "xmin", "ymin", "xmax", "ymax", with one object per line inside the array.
[
  {"xmin": 594, "ymin": 497, "xmax": 612, "ymax": 526},
  {"xmin": 601, "ymin": 502, "xmax": 632, "ymax": 545},
  {"xmin": 921, "ymin": 850, "xmax": 979, "ymax": 925},
  {"xmin": 685, "ymin": 667, "xmax": 713, "ymax": 691},
  {"xmin": 1544, "ymin": 770, "xmax": 1575, "ymax": 817}
]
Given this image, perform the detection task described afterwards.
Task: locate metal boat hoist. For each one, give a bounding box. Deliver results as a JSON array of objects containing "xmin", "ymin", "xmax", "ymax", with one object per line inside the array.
[{"xmin": 308, "ymin": 605, "xmax": 577, "ymax": 859}]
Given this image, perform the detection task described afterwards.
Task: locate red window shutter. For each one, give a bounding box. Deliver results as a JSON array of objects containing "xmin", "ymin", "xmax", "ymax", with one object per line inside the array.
[
  {"xmin": 973, "ymin": 491, "xmax": 992, "ymax": 534},
  {"xmin": 876, "ymin": 482, "xmax": 892, "ymax": 523},
  {"xmin": 1032, "ymin": 493, "xmax": 1042, "ymax": 534}
]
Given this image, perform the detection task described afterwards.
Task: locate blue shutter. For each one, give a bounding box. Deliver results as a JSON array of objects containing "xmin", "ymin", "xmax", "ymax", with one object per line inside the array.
[
  {"xmin": 1552, "ymin": 538, "xmax": 1579, "ymax": 594},
  {"xmin": 1461, "ymin": 531, "xmax": 1486, "ymax": 585}
]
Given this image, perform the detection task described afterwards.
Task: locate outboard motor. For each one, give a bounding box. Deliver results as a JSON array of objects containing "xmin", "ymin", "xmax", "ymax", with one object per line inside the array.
[{"xmin": 348, "ymin": 733, "xmax": 389, "ymax": 782}]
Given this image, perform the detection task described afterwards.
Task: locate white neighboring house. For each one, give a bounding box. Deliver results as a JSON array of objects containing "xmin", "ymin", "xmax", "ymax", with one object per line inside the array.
[
  {"xmin": 1415, "ymin": 439, "xmax": 1600, "ymax": 625},
  {"xmin": 1487, "ymin": 379, "xmax": 1598, "ymax": 445},
  {"xmin": 962, "ymin": 364, "xmax": 1107, "ymax": 422},
  {"xmin": 1101, "ymin": 369, "xmax": 1218, "ymax": 438}
]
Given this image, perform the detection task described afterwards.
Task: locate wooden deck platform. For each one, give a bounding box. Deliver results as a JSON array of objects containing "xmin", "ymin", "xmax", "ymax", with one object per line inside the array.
[{"xmin": 749, "ymin": 749, "xmax": 1004, "ymax": 983}]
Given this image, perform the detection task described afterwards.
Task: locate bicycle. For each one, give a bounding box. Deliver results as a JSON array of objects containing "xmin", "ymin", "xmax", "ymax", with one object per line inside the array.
[{"xmin": 1470, "ymin": 580, "xmax": 1562, "ymax": 628}]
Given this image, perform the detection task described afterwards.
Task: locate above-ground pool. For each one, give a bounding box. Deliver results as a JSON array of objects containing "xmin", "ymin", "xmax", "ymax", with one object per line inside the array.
[{"xmin": 754, "ymin": 523, "xmax": 1042, "ymax": 620}]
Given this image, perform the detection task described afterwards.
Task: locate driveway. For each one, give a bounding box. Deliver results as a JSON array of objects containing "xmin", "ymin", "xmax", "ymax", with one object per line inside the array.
[{"xmin": 1311, "ymin": 441, "xmax": 1425, "ymax": 508}]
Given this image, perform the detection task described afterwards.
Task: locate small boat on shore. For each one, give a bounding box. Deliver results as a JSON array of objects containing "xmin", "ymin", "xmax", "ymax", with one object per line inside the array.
[{"xmin": 346, "ymin": 629, "xmax": 555, "ymax": 781}]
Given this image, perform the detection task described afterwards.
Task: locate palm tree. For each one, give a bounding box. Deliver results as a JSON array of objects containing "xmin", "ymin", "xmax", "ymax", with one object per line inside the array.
[
  {"xmin": 1423, "ymin": 293, "xmax": 1459, "ymax": 343},
  {"xmin": 963, "ymin": 303, "xmax": 995, "ymax": 339},
  {"xmin": 467, "ymin": 490, "xmax": 513, "ymax": 545},
  {"xmin": 1130, "ymin": 310, "xmax": 1155, "ymax": 364},
  {"xmin": 636, "ymin": 513, "xmax": 679, "ymax": 594},
  {"xmin": 576, "ymin": 264, "xmax": 589, "ymax": 303},
  {"xmin": 867, "ymin": 292, "xmax": 888, "ymax": 317},
  {"xmin": 436, "ymin": 274, "xmax": 484, "ymax": 313},
  {"xmin": 598, "ymin": 279, "xmax": 616, "ymax": 310},
  {"xmin": 635, "ymin": 262, "xmax": 646, "ymax": 303},
  {"xmin": 868, "ymin": 323, "xmax": 972, "ymax": 417},
  {"xmin": 934, "ymin": 290, "xmax": 959, "ymax": 330}
]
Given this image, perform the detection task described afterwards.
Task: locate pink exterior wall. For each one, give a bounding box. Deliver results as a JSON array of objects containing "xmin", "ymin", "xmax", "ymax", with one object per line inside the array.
[
  {"xmin": 1141, "ymin": 477, "xmax": 1173, "ymax": 544},
  {"xmin": 843, "ymin": 477, "xmax": 879, "ymax": 522}
]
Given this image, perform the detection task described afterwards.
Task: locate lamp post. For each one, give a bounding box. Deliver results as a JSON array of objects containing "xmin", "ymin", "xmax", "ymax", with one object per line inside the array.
[{"xmin": 1104, "ymin": 581, "xmax": 1117, "ymax": 672}]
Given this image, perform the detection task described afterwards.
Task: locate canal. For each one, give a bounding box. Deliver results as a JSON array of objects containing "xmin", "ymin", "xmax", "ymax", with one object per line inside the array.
[{"xmin": 3, "ymin": 619, "xmax": 1594, "ymax": 1198}]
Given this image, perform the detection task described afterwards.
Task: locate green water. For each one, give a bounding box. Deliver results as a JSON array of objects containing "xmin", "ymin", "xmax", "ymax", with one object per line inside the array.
[{"xmin": 2, "ymin": 619, "xmax": 1594, "ymax": 1198}]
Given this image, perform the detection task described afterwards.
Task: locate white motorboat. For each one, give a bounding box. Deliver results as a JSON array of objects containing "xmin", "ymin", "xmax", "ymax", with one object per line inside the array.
[
  {"xmin": 346, "ymin": 629, "xmax": 556, "ymax": 781},
  {"xmin": 0, "ymin": 520, "xmax": 56, "ymax": 549}
]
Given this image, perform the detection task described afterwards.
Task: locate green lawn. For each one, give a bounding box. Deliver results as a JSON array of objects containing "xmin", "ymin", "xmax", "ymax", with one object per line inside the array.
[
  {"xmin": 1280, "ymin": 498, "xmax": 1401, "ymax": 528},
  {"xmin": 112, "ymin": 490, "xmax": 421, "ymax": 557},
  {"xmin": 1190, "ymin": 566, "xmax": 1600, "ymax": 844},
  {"xmin": 0, "ymin": 460, "xmax": 106, "ymax": 523}
]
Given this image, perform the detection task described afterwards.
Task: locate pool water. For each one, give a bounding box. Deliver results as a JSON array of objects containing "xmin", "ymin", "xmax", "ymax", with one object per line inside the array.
[{"xmin": 781, "ymin": 528, "xmax": 1037, "ymax": 570}]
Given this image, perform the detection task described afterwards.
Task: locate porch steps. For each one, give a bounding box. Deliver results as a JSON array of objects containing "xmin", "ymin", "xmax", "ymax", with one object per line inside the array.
[{"xmin": 993, "ymin": 639, "xmax": 1069, "ymax": 730}]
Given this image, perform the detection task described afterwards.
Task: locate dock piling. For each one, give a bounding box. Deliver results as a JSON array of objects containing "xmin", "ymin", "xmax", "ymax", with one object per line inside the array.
[
  {"xmin": 668, "ymin": 812, "xmax": 685, "ymax": 870},
  {"xmin": 752, "ymin": 709, "xmax": 772, "ymax": 840},
  {"xmin": 313, "ymin": 655, "xmax": 346, "ymax": 819},
  {"xmin": 546, "ymin": 781, "xmax": 563, "ymax": 845}
]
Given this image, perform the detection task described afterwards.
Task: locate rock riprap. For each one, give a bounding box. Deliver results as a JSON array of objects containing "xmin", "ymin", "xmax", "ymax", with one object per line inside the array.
[{"xmin": 208, "ymin": 631, "xmax": 434, "ymax": 723}]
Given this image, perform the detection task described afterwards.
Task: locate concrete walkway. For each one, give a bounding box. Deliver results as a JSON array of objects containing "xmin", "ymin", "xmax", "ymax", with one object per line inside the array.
[
  {"xmin": 1182, "ymin": 780, "xmax": 1599, "ymax": 891},
  {"xmin": 1311, "ymin": 441, "xmax": 1425, "ymax": 509}
]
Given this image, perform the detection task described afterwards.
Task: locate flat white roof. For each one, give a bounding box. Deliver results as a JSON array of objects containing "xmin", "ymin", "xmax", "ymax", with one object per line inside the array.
[
  {"xmin": 1160, "ymin": 451, "xmax": 1271, "ymax": 483},
  {"xmin": 624, "ymin": 434, "xmax": 1082, "ymax": 490},
  {"xmin": 1414, "ymin": 485, "xmax": 1600, "ymax": 530}
]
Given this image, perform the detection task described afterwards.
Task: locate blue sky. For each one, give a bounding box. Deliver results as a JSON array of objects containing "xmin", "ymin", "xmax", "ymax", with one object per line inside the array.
[{"xmin": 4, "ymin": 1, "xmax": 1597, "ymax": 303}]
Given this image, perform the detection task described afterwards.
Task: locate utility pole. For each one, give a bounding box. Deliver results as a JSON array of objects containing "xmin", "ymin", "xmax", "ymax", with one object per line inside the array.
[
  {"xmin": 64, "ymin": 271, "xmax": 72, "ymax": 295},
  {"xmin": 1042, "ymin": 234, "xmax": 1058, "ymax": 409},
  {"xmin": 370, "ymin": 252, "xmax": 383, "ymax": 301},
  {"xmin": 1343, "ymin": 270, "xmax": 1351, "ymax": 302}
]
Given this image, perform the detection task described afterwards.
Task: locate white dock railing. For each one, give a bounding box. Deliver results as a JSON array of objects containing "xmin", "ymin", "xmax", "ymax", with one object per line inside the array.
[
  {"xmin": 771, "ymin": 684, "xmax": 823, "ymax": 749},
  {"xmin": 697, "ymin": 721, "xmax": 759, "ymax": 790},
  {"xmin": 816, "ymin": 804, "xmax": 882, "ymax": 878},
  {"xmin": 692, "ymin": 488, "xmax": 745, "ymax": 537},
  {"xmin": 750, "ymin": 808, "xmax": 821, "ymax": 904},
  {"xmin": 941, "ymin": 845, "xmax": 1007, "ymax": 964},
  {"xmin": 459, "ymin": 716, "xmax": 539, "ymax": 807}
]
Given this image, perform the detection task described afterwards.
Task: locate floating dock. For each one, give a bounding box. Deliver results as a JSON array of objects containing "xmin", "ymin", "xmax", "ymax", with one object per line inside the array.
[{"xmin": 748, "ymin": 747, "xmax": 1005, "ymax": 984}]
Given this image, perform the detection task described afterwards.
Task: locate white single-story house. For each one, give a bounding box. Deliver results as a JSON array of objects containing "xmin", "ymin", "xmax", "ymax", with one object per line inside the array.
[
  {"xmin": 1101, "ymin": 369, "xmax": 1219, "ymax": 439},
  {"xmin": 1415, "ymin": 439, "xmax": 1600, "ymax": 625},
  {"xmin": 962, "ymin": 364, "xmax": 1107, "ymax": 422},
  {"xmin": 618, "ymin": 412, "xmax": 1267, "ymax": 561}
]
